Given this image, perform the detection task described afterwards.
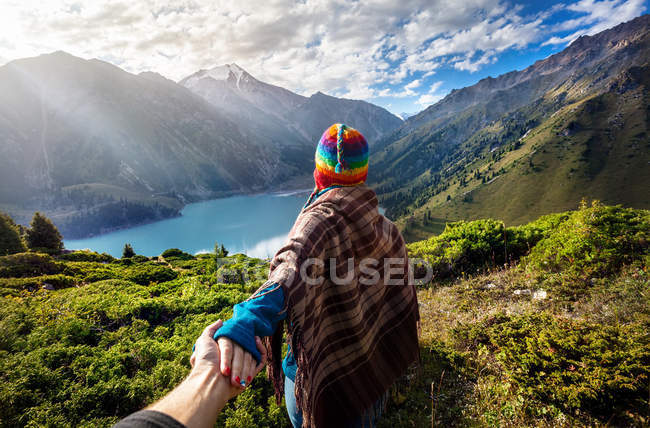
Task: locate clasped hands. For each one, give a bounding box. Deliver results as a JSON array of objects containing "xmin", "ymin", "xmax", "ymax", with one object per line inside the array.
[{"xmin": 190, "ymin": 320, "xmax": 266, "ymax": 393}]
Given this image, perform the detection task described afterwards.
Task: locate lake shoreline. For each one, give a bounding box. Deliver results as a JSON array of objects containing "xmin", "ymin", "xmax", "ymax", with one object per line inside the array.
[
  {"xmin": 63, "ymin": 190, "xmax": 310, "ymax": 258},
  {"xmin": 62, "ymin": 184, "xmax": 313, "ymax": 242}
]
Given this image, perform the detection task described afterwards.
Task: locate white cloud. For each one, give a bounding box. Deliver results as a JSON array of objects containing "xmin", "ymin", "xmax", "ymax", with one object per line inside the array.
[
  {"xmin": 453, "ymin": 52, "xmax": 496, "ymax": 72},
  {"xmin": 405, "ymin": 79, "xmax": 421, "ymax": 91},
  {"xmin": 0, "ymin": 0, "xmax": 646, "ymax": 106},
  {"xmin": 387, "ymin": 78, "xmax": 424, "ymax": 98},
  {"xmin": 543, "ymin": 0, "xmax": 647, "ymax": 45},
  {"xmin": 416, "ymin": 81, "xmax": 445, "ymax": 107}
]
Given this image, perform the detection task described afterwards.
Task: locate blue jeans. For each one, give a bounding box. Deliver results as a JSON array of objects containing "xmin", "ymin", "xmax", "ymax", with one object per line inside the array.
[{"xmin": 284, "ymin": 376, "xmax": 386, "ymax": 428}]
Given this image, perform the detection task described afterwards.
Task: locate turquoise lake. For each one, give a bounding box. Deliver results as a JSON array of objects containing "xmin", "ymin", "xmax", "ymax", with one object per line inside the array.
[{"xmin": 64, "ymin": 190, "xmax": 311, "ymax": 258}]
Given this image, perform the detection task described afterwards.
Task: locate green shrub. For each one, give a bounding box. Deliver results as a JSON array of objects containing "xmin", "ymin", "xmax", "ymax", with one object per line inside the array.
[
  {"xmin": 454, "ymin": 313, "xmax": 650, "ymax": 417},
  {"xmin": 523, "ymin": 201, "xmax": 650, "ymax": 282},
  {"xmin": 123, "ymin": 264, "xmax": 178, "ymax": 285},
  {"xmin": 408, "ymin": 218, "xmax": 555, "ymax": 281},
  {"xmin": 130, "ymin": 255, "xmax": 150, "ymax": 263},
  {"xmin": 58, "ymin": 251, "xmax": 115, "ymax": 263},
  {"xmin": 167, "ymin": 259, "xmax": 200, "ymax": 270},
  {"xmin": 506, "ymin": 212, "xmax": 571, "ymax": 257},
  {"xmin": 0, "ymin": 253, "xmax": 280, "ymax": 427},
  {"xmin": 0, "ymin": 274, "xmax": 77, "ymax": 291},
  {"xmin": 83, "ymin": 270, "xmax": 116, "ymax": 283},
  {"xmin": 0, "ymin": 252, "xmax": 64, "ymax": 278},
  {"xmin": 161, "ymin": 248, "xmax": 194, "ymax": 260}
]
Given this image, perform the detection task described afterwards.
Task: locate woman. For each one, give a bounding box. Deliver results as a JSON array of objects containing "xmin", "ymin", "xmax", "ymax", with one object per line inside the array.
[{"xmin": 215, "ymin": 123, "xmax": 419, "ymax": 428}]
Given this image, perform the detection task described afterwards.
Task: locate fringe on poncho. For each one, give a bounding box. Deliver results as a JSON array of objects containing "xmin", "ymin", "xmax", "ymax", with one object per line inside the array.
[{"xmin": 256, "ymin": 185, "xmax": 419, "ymax": 427}]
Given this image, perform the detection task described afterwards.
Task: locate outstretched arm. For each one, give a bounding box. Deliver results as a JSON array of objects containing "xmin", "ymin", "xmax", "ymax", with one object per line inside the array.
[{"xmin": 114, "ymin": 320, "xmax": 267, "ymax": 428}]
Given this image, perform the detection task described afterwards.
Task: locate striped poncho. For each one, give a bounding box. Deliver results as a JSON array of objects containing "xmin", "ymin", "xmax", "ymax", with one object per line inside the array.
[{"xmin": 260, "ymin": 185, "xmax": 419, "ymax": 427}]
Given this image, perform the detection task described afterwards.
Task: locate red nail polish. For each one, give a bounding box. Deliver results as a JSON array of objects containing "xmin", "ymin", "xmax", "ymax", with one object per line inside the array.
[
  {"xmin": 235, "ymin": 376, "xmax": 241, "ymax": 383},
  {"xmin": 247, "ymin": 376, "xmax": 252, "ymax": 383},
  {"xmin": 224, "ymin": 367, "xmax": 231, "ymax": 376}
]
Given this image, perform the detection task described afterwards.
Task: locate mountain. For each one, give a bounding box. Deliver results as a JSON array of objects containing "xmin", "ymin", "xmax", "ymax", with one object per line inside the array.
[
  {"xmin": 370, "ymin": 15, "xmax": 650, "ymax": 240},
  {"xmin": 181, "ymin": 64, "xmax": 305, "ymax": 120},
  {"xmin": 398, "ymin": 112, "xmax": 417, "ymax": 120},
  {"xmin": 180, "ymin": 65, "xmax": 403, "ymax": 145},
  {"xmin": 179, "ymin": 64, "xmax": 314, "ymax": 180},
  {"xmin": 0, "ymin": 52, "xmax": 298, "ymax": 237},
  {"xmin": 285, "ymin": 91, "xmax": 404, "ymax": 143},
  {"xmin": 0, "ymin": 52, "xmax": 402, "ymax": 238}
]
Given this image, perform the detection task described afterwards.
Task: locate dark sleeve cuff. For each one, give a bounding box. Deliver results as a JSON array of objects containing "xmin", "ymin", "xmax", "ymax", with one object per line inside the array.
[{"xmin": 113, "ymin": 410, "xmax": 185, "ymax": 428}]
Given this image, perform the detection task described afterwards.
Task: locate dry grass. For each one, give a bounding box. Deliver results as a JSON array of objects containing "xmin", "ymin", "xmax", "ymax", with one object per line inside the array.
[{"xmin": 380, "ymin": 262, "xmax": 649, "ymax": 427}]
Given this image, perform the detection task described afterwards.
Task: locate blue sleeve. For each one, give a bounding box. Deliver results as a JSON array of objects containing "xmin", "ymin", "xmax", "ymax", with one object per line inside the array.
[{"xmin": 214, "ymin": 283, "xmax": 286, "ymax": 363}]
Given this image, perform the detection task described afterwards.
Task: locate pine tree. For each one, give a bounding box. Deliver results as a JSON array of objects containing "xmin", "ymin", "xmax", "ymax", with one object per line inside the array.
[
  {"xmin": 214, "ymin": 242, "xmax": 229, "ymax": 258},
  {"xmin": 25, "ymin": 212, "xmax": 63, "ymax": 253},
  {"xmin": 0, "ymin": 211, "xmax": 26, "ymax": 255},
  {"xmin": 122, "ymin": 243, "xmax": 135, "ymax": 258}
]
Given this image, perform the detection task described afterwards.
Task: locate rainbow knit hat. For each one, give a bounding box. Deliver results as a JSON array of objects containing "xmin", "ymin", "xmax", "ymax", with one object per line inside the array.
[{"xmin": 313, "ymin": 123, "xmax": 369, "ymax": 190}]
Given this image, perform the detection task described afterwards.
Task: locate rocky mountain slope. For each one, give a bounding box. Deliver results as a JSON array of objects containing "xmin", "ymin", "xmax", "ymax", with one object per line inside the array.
[
  {"xmin": 0, "ymin": 52, "xmax": 282, "ymax": 236},
  {"xmin": 369, "ymin": 15, "xmax": 650, "ymax": 239},
  {"xmin": 180, "ymin": 65, "xmax": 403, "ymax": 146},
  {"xmin": 0, "ymin": 52, "xmax": 283, "ymax": 196}
]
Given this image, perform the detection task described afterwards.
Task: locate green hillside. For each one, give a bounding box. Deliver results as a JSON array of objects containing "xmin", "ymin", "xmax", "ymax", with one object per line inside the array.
[
  {"xmin": 399, "ymin": 65, "xmax": 650, "ymax": 241},
  {"xmin": 0, "ymin": 203, "xmax": 648, "ymax": 427},
  {"xmin": 371, "ymin": 16, "xmax": 650, "ymax": 241}
]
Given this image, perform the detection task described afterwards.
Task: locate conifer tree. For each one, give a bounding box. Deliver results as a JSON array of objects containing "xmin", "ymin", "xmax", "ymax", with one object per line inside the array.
[
  {"xmin": 0, "ymin": 211, "xmax": 26, "ymax": 255},
  {"xmin": 25, "ymin": 212, "xmax": 63, "ymax": 253},
  {"xmin": 214, "ymin": 242, "xmax": 229, "ymax": 258},
  {"xmin": 122, "ymin": 243, "xmax": 135, "ymax": 258}
]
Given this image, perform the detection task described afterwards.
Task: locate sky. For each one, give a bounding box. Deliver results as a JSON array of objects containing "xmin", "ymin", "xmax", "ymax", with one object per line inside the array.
[{"xmin": 0, "ymin": 0, "xmax": 648, "ymax": 115}]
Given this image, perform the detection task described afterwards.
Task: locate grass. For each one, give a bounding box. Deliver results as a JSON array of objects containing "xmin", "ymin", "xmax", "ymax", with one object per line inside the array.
[
  {"xmin": 0, "ymin": 203, "xmax": 648, "ymax": 427},
  {"xmin": 380, "ymin": 263, "xmax": 649, "ymax": 427},
  {"xmin": 376, "ymin": 62, "xmax": 650, "ymax": 242},
  {"xmin": 400, "ymin": 82, "xmax": 650, "ymax": 240}
]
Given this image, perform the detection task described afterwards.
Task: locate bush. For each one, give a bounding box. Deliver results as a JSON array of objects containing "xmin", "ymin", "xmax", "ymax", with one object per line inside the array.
[
  {"xmin": 123, "ymin": 264, "xmax": 178, "ymax": 285},
  {"xmin": 0, "ymin": 253, "xmax": 280, "ymax": 427},
  {"xmin": 161, "ymin": 248, "xmax": 194, "ymax": 260},
  {"xmin": 57, "ymin": 251, "xmax": 115, "ymax": 263},
  {"xmin": 0, "ymin": 252, "xmax": 63, "ymax": 278},
  {"xmin": 506, "ymin": 212, "xmax": 571, "ymax": 257},
  {"xmin": 523, "ymin": 201, "xmax": 650, "ymax": 282},
  {"xmin": 83, "ymin": 270, "xmax": 115, "ymax": 283},
  {"xmin": 0, "ymin": 274, "xmax": 77, "ymax": 291},
  {"xmin": 455, "ymin": 313, "xmax": 650, "ymax": 417},
  {"xmin": 130, "ymin": 255, "xmax": 150, "ymax": 263},
  {"xmin": 408, "ymin": 217, "xmax": 556, "ymax": 281},
  {"xmin": 167, "ymin": 258, "xmax": 201, "ymax": 270}
]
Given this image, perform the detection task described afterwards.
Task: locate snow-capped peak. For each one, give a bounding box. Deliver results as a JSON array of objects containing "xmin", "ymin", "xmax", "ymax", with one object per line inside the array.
[
  {"xmin": 179, "ymin": 63, "xmax": 252, "ymax": 91},
  {"xmin": 228, "ymin": 63, "xmax": 245, "ymax": 80},
  {"xmin": 205, "ymin": 63, "xmax": 246, "ymax": 82}
]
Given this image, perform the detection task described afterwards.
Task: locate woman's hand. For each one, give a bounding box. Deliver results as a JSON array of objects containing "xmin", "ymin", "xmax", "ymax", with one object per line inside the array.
[
  {"xmin": 216, "ymin": 337, "xmax": 266, "ymax": 389},
  {"xmin": 190, "ymin": 322, "xmax": 267, "ymax": 395}
]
